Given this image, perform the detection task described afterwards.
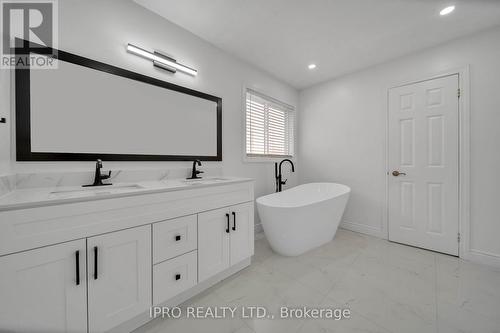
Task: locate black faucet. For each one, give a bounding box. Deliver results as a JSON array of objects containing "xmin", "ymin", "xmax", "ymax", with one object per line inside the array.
[
  {"xmin": 187, "ymin": 160, "xmax": 204, "ymax": 179},
  {"xmin": 275, "ymin": 159, "xmax": 295, "ymax": 192},
  {"xmin": 83, "ymin": 159, "xmax": 112, "ymax": 187}
]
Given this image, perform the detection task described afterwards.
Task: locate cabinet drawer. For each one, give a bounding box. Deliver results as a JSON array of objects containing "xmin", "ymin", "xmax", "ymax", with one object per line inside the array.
[
  {"xmin": 153, "ymin": 215, "xmax": 197, "ymax": 264},
  {"xmin": 153, "ymin": 251, "xmax": 197, "ymax": 305}
]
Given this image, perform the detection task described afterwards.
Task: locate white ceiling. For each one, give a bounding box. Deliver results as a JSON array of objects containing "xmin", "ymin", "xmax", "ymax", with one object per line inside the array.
[{"xmin": 135, "ymin": 0, "xmax": 500, "ymax": 89}]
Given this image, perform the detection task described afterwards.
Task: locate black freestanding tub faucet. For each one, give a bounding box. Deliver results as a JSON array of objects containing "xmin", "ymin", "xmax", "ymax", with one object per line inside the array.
[{"xmin": 275, "ymin": 159, "xmax": 295, "ymax": 192}]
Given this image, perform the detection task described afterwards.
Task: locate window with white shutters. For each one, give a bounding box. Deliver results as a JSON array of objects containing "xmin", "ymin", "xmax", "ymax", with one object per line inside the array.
[{"xmin": 245, "ymin": 89, "xmax": 294, "ymax": 158}]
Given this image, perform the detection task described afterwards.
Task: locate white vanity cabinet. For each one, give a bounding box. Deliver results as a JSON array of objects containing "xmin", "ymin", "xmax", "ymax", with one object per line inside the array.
[
  {"xmin": 152, "ymin": 214, "xmax": 199, "ymax": 306},
  {"xmin": 0, "ymin": 226, "xmax": 151, "ymax": 333},
  {"xmin": 229, "ymin": 202, "xmax": 255, "ymax": 265},
  {"xmin": 0, "ymin": 240, "xmax": 88, "ymax": 333},
  {"xmin": 87, "ymin": 225, "xmax": 152, "ymax": 333},
  {"xmin": 153, "ymin": 250, "xmax": 198, "ymax": 305},
  {"xmin": 153, "ymin": 215, "xmax": 197, "ymax": 263},
  {"xmin": 198, "ymin": 202, "xmax": 254, "ymax": 282},
  {"xmin": 0, "ymin": 179, "xmax": 254, "ymax": 333},
  {"xmin": 198, "ymin": 207, "xmax": 231, "ymax": 282}
]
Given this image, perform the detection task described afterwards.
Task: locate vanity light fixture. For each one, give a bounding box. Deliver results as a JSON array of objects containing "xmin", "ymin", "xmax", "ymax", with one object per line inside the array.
[
  {"xmin": 439, "ymin": 5, "xmax": 455, "ymax": 16},
  {"xmin": 308, "ymin": 63, "xmax": 317, "ymax": 70},
  {"xmin": 126, "ymin": 43, "xmax": 198, "ymax": 76}
]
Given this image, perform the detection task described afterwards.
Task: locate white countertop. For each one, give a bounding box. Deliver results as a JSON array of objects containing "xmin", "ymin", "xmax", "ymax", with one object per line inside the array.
[{"xmin": 0, "ymin": 177, "xmax": 254, "ymax": 212}]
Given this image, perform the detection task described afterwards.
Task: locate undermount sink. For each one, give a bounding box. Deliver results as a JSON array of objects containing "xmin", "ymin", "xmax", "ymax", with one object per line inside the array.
[
  {"xmin": 49, "ymin": 184, "xmax": 144, "ymax": 199},
  {"xmin": 183, "ymin": 177, "xmax": 230, "ymax": 185},
  {"xmin": 46, "ymin": 177, "xmax": 233, "ymax": 200}
]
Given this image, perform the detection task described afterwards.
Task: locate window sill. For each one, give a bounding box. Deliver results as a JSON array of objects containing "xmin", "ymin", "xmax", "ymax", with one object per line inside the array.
[{"xmin": 243, "ymin": 155, "xmax": 295, "ymax": 163}]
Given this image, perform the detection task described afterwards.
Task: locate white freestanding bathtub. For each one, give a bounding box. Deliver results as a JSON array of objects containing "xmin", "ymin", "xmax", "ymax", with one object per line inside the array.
[{"xmin": 256, "ymin": 183, "xmax": 350, "ymax": 256}]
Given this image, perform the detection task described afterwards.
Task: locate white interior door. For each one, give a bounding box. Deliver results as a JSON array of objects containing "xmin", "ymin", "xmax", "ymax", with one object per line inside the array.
[
  {"xmin": 388, "ymin": 74, "xmax": 459, "ymax": 255},
  {"xmin": 87, "ymin": 225, "xmax": 152, "ymax": 333},
  {"xmin": 0, "ymin": 240, "xmax": 87, "ymax": 333}
]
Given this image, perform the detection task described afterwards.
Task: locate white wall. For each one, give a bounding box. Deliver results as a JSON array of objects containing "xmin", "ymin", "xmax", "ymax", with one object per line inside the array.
[
  {"xmin": 299, "ymin": 26, "xmax": 500, "ymax": 265},
  {"xmin": 0, "ymin": 0, "xmax": 299, "ymax": 227}
]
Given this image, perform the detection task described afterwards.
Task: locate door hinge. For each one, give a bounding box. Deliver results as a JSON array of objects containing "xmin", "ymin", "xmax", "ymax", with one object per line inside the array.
[
  {"xmin": 457, "ymin": 232, "xmax": 461, "ymax": 243},
  {"xmin": 457, "ymin": 88, "xmax": 461, "ymax": 98}
]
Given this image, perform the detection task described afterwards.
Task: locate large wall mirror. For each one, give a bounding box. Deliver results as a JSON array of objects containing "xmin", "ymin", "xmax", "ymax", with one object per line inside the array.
[{"xmin": 15, "ymin": 44, "xmax": 222, "ymax": 161}]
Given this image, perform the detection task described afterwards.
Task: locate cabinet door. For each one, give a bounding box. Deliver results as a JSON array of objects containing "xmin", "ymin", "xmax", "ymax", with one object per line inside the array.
[
  {"xmin": 229, "ymin": 202, "xmax": 254, "ymax": 265},
  {"xmin": 87, "ymin": 225, "xmax": 151, "ymax": 333},
  {"xmin": 198, "ymin": 207, "xmax": 230, "ymax": 282},
  {"xmin": 0, "ymin": 240, "xmax": 87, "ymax": 333}
]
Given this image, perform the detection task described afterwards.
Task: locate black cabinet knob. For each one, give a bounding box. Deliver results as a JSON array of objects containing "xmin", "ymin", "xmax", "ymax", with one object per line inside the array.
[
  {"xmin": 175, "ymin": 235, "xmax": 181, "ymax": 241},
  {"xmin": 175, "ymin": 273, "xmax": 181, "ymax": 280}
]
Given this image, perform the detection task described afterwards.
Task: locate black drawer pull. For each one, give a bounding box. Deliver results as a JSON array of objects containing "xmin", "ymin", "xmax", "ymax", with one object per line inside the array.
[
  {"xmin": 225, "ymin": 213, "xmax": 230, "ymax": 233},
  {"xmin": 75, "ymin": 250, "xmax": 80, "ymax": 286},
  {"xmin": 175, "ymin": 273, "xmax": 181, "ymax": 280},
  {"xmin": 175, "ymin": 235, "xmax": 181, "ymax": 241},
  {"xmin": 232, "ymin": 212, "xmax": 236, "ymax": 231},
  {"xmin": 93, "ymin": 246, "xmax": 98, "ymax": 280}
]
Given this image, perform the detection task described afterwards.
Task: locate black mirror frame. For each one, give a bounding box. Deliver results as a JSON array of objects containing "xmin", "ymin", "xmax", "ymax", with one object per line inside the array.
[{"xmin": 15, "ymin": 40, "xmax": 222, "ymax": 162}]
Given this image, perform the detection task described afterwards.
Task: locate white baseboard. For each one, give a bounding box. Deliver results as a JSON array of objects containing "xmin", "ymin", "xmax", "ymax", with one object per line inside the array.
[
  {"xmin": 254, "ymin": 223, "xmax": 263, "ymax": 235},
  {"xmin": 254, "ymin": 231, "xmax": 266, "ymax": 241},
  {"xmin": 341, "ymin": 221, "xmax": 500, "ymax": 268},
  {"xmin": 340, "ymin": 220, "xmax": 386, "ymax": 239},
  {"xmin": 462, "ymin": 248, "xmax": 500, "ymax": 268}
]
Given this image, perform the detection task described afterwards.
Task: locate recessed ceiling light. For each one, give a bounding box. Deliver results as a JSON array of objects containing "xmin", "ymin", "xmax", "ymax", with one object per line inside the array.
[
  {"xmin": 440, "ymin": 5, "xmax": 455, "ymax": 16},
  {"xmin": 308, "ymin": 64, "xmax": 317, "ymax": 70}
]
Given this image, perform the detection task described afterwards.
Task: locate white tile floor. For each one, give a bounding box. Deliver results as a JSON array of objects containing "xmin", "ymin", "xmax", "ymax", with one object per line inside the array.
[{"xmin": 134, "ymin": 230, "xmax": 500, "ymax": 333}]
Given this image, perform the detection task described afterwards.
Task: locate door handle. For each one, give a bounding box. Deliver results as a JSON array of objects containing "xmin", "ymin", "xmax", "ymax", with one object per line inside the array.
[
  {"xmin": 93, "ymin": 246, "xmax": 98, "ymax": 280},
  {"xmin": 225, "ymin": 213, "xmax": 230, "ymax": 233},
  {"xmin": 232, "ymin": 212, "xmax": 236, "ymax": 231},
  {"xmin": 75, "ymin": 250, "xmax": 80, "ymax": 286},
  {"xmin": 392, "ymin": 170, "xmax": 407, "ymax": 177}
]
